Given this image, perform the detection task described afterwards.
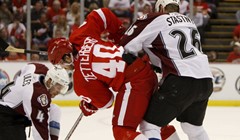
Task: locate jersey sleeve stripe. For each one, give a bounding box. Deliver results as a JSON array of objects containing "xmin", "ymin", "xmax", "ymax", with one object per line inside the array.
[{"xmin": 94, "ymin": 9, "xmax": 107, "ymax": 29}]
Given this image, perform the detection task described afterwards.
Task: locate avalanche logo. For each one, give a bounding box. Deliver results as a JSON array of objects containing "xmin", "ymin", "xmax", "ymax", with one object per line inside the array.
[
  {"xmin": 38, "ymin": 94, "xmax": 49, "ymax": 107},
  {"xmin": 0, "ymin": 68, "xmax": 10, "ymax": 90},
  {"xmin": 211, "ymin": 67, "xmax": 226, "ymax": 92},
  {"xmin": 235, "ymin": 76, "xmax": 240, "ymax": 94}
]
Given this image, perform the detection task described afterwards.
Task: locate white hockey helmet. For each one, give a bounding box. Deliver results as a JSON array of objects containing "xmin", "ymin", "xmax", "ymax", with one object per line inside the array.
[
  {"xmin": 155, "ymin": 0, "xmax": 180, "ymax": 12},
  {"xmin": 45, "ymin": 65, "xmax": 70, "ymax": 95}
]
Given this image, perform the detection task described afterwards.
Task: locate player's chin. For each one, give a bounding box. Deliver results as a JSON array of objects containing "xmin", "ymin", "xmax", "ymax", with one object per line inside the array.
[{"xmin": 51, "ymin": 93, "xmax": 58, "ymax": 98}]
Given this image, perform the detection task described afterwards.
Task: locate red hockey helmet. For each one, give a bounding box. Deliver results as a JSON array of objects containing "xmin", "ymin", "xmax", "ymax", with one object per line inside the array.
[{"xmin": 48, "ymin": 38, "xmax": 73, "ymax": 65}]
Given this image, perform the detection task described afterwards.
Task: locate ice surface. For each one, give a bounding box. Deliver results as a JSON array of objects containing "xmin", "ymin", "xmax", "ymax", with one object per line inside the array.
[{"xmin": 27, "ymin": 106, "xmax": 240, "ymax": 140}]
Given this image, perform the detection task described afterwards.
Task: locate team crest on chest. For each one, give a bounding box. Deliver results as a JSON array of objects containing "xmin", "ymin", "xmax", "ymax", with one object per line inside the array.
[{"xmin": 37, "ymin": 94, "xmax": 49, "ymax": 107}]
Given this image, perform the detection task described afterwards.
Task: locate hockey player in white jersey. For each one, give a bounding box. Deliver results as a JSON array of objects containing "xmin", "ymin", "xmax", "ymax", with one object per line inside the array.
[
  {"xmin": 120, "ymin": 0, "xmax": 214, "ymax": 139},
  {"xmin": 0, "ymin": 63, "xmax": 70, "ymax": 140}
]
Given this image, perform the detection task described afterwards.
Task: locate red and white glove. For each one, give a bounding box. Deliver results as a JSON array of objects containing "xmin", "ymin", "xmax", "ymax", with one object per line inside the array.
[{"xmin": 79, "ymin": 100, "xmax": 98, "ymax": 116}]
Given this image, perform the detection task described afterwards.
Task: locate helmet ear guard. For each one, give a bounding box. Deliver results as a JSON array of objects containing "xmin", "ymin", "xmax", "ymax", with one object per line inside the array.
[{"xmin": 45, "ymin": 65, "xmax": 70, "ymax": 95}]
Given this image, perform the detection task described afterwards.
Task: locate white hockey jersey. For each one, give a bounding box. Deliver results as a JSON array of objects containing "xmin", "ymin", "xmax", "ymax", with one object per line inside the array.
[
  {"xmin": 0, "ymin": 63, "xmax": 52, "ymax": 140},
  {"xmin": 120, "ymin": 12, "xmax": 213, "ymax": 79}
]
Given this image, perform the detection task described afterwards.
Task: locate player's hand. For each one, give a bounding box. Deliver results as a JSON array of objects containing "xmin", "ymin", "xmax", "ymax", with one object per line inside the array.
[{"xmin": 79, "ymin": 100, "xmax": 98, "ymax": 116}]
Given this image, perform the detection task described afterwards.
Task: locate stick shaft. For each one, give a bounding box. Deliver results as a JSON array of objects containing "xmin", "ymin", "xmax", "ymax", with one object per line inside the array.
[
  {"xmin": 0, "ymin": 37, "xmax": 47, "ymax": 55},
  {"xmin": 64, "ymin": 113, "xmax": 84, "ymax": 140},
  {"xmin": 24, "ymin": 49, "xmax": 48, "ymax": 55}
]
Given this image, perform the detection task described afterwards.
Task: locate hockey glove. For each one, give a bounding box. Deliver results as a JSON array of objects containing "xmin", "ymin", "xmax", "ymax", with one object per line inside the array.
[{"xmin": 79, "ymin": 100, "xmax": 98, "ymax": 116}]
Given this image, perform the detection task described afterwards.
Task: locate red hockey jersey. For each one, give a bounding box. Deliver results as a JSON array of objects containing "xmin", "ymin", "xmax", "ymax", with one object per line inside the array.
[{"xmin": 69, "ymin": 8, "xmax": 126, "ymax": 109}]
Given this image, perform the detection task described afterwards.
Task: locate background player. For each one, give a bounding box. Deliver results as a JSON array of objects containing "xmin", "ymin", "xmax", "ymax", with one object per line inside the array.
[{"xmin": 0, "ymin": 63, "xmax": 70, "ymax": 140}]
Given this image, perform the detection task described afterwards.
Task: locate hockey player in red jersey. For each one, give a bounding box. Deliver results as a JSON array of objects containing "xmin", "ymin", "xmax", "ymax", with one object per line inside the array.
[
  {"xmin": 47, "ymin": 8, "xmax": 177, "ymax": 140},
  {"xmin": 0, "ymin": 63, "xmax": 70, "ymax": 140}
]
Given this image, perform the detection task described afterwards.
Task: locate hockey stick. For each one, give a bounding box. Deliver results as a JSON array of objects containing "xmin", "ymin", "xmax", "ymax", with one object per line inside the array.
[
  {"xmin": 0, "ymin": 37, "xmax": 48, "ymax": 55},
  {"xmin": 64, "ymin": 112, "xmax": 84, "ymax": 140}
]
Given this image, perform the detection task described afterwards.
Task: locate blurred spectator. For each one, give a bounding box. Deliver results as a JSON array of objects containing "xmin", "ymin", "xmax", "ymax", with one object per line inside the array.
[
  {"xmin": 227, "ymin": 42, "xmax": 240, "ymax": 64},
  {"xmin": 205, "ymin": 0, "xmax": 219, "ymax": 7},
  {"xmin": 47, "ymin": 0, "xmax": 68, "ymax": 11},
  {"xmin": 31, "ymin": 54, "xmax": 40, "ymax": 61},
  {"xmin": 137, "ymin": 3, "xmax": 152, "ymax": 18},
  {"xmin": 236, "ymin": 10, "xmax": 240, "ymax": 25},
  {"xmin": 70, "ymin": 14, "xmax": 80, "ymax": 33},
  {"xmin": 108, "ymin": 0, "xmax": 131, "ymax": 18},
  {"xmin": 68, "ymin": 0, "xmax": 81, "ymax": 5},
  {"xmin": 4, "ymin": 52, "xmax": 26, "ymax": 61},
  {"xmin": 188, "ymin": 6, "xmax": 205, "ymax": 44},
  {"xmin": 66, "ymin": 1, "xmax": 80, "ymax": 26},
  {"xmin": 232, "ymin": 24, "xmax": 240, "ymax": 43},
  {"xmin": 0, "ymin": 18, "xmax": 5, "ymax": 30},
  {"xmin": 31, "ymin": 0, "xmax": 47, "ymax": 7},
  {"xmin": 194, "ymin": 0, "xmax": 211, "ymax": 16},
  {"xmin": 7, "ymin": 13, "xmax": 26, "ymax": 49},
  {"xmin": 188, "ymin": 6, "xmax": 204, "ymax": 28},
  {"xmin": 194, "ymin": 0, "xmax": 210, "ymax": 31},
  {"xmin": 52, "ymin": 15, "xmax": 70, "ymax": 38},
  {"xmin": 46, "ymin": 0, "xmax": 65, "ymax": 23},
  {"xmin": 0, "ymin": 19, "xmax": 27, "ymax": 61},
  {"xmin": 12, "ymin": 0, "xmax": 26, "ymax": 14},
  {"xmin": 130, "ymin": 0, "xmax": 152, "ymax": 16},
  {"xmin": 85, "ymin": 0, "xmax": 103, "ymax": 9},
  {"xmin": 0, "ymin": 26, "xmax": 10, "ymax": 42},
  {"xmin": 0, "ymin": 2, "xmax": 13, "ymax": 26},
  {"xmin": 53, "ymin": 28, "xmax": 64, "ymax": 38},
  {"xmin": 84, "ymin": 0, "xmax": 103, "ymax": 15},
  {"xmin": 0, "ymin": 26, "xmax": 10, "ymax": 60},
  {"xmin": 85, "ymin": 2, "xmax": 99, "ymax": 16},
  {"xmin": 46, "ymin": 0, "xmax": 66, "ymax": 37},
  {"xmin": 32, "ymin": 13, "xmax": 51, "ymax": 53},
  {"xmin": 205, "ymin": 0, "xmax": 218, "ymax": 18},
  {"xmin": 179, "ymin": 0, "xmax": 189, "ymax": 15},
  {"xmin": 31, "ymin": 1, "xmax": 46, "ymax": 25}
]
